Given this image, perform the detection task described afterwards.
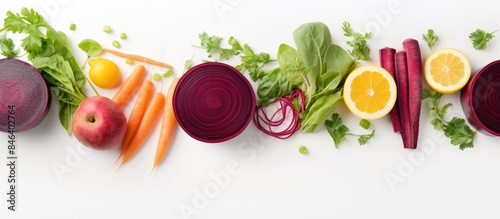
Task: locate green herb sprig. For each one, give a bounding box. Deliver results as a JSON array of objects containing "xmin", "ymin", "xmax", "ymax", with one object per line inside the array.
[
  {"xmin": 422, "ymin": 89, "xmax": 476, "ymax": 150},
  {"xmin": 0, "ymin": 37, "xmax": 20, "ymax": 58},
  {"xmin": 325, "ymin": 113, "xmax": 375, "ymax": 148},
  {"xmin": 197, "ymin": 32, "xmax": 274, "ymax": 81},
  {"xmin": 469, "ymin": 28, "xmax": 499, "ymax": 50},
  {"xmin": 423, "ymin": 29, "xmax": 438, "ymax": 50},
  {"xmin": 342, "ymin": 21, "xmax": 373, "ymax": 61}
]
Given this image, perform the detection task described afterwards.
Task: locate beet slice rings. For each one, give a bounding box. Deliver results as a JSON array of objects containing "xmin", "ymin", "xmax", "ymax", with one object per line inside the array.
[
  {"xmin": 173, "ymin": 62, "xmax": 256, "ymax": 143},
  {"xmin": 461, "ymin": 60, "xmax": 500, "ymax": 136}
]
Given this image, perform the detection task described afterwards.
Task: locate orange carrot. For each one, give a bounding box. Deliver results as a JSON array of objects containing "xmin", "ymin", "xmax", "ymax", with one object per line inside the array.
[
  {"xmin": 118, "ymin": 92, "xmax": 165, "ymax": 169},
  {"xmin": 112, "ymin": 64, "xmax": 146, "ymax": 108},
  {"xmin": 103, "ymin": 48, "xmax": 173, "ymax": 69},
  {"xmin": 116, "ymin": 80, "xmax": 154, "ymax": 164},
  {"xmin": 152, "ymin": 77, "xmax": 180, "ymax": 171}
]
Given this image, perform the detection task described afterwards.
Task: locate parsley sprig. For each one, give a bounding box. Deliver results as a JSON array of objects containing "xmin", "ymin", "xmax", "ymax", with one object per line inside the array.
[
  {"xmin": 325, "ymin": 113, "xmax": 375, "ymax": 148},
  {"xmin": 469, "ymin": 28, "xmax": 500, "ymax": 50},
  {"xmin": 422, "ymin": 89, "xmax": 476, "ymax": 150},
  {"xmin": 342, "ymin": 21, "xmax": 373, "ymax": 61},
  {"xmin": 197, "ymin": 32, "xmax": 274, "ymax": 81},
  {"xmin": 422, "ymin": 29, "xmax": 438, "ymax": 51},
  {"xmin": 0, "ymin": 37, "xmax": 20, "ymax": 58}
]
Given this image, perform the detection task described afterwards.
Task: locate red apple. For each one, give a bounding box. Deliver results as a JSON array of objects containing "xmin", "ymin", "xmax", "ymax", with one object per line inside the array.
[{"xmin": 72, "ymin": 96, "xmax": 127, "ymax": 150}]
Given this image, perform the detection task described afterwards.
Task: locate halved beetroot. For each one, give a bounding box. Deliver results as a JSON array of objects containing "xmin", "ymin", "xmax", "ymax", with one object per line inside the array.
[{"xmin": 0, "ymin": 58, "xmax": 51, "ymax": 132}]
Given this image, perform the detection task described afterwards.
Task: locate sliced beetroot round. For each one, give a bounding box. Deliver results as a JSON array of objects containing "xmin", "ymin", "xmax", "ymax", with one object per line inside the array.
[
  {"xmin": 461, "ymin": 60, "xmax": 500, "ymax": 136},
  {"xmin": 0, "ymin": 58, "xmax": 51, "ymax": 133},
  {"xmin": 172, "ymin": 62, "xmax": 255, "ymax": 143}
]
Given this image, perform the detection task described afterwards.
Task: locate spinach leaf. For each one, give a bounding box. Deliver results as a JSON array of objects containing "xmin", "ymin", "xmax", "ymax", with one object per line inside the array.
[
  {"xmin": 256, "ymin": 68, "xmax": 294, "ymax": 106},
  {"xmin": 324, "ymin": 44, "xmax": 356, "ymax": 81},
  {"xmin": 277, "ymin": 44, "xmax": 307, "ymax": 91},
  {"xmin": 293, "ymin": 22, "xmax": 332, "ymax": 99},
  {"xmin": 300, "ymin": 90, "xmax": 343, "ymax": 132}
]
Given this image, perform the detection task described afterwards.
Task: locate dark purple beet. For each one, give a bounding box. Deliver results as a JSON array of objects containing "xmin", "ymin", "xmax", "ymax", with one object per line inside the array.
[
  {"xmin": 0, "ymin": 58, "xmax": 51, "ymax": 132},
  {"xmin": 172, "ymin": 62, "xmax": 255, "ymax": 143}
]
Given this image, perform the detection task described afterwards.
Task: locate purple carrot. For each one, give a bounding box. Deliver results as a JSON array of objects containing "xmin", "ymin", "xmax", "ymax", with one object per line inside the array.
[
  {"xmin": 379, "ymin": 47, "xmax": 402, "ymax": 133},
  {"xmin": 402, "ymin": 39, "xmax": 423, "ymax": 149},
  {"xmin": 395, "ymin": 51, "xmax": 412, "ymax": 149}
]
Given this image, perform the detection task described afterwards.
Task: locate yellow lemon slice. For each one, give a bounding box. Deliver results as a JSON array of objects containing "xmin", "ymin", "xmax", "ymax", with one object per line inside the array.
[
  {"xmin": 343, "ymin": 65, "xmax": 397, "ymax": 120},
  {"xmin": 424, "ymin": 48, "xmax": 471, "ymax": 94}
]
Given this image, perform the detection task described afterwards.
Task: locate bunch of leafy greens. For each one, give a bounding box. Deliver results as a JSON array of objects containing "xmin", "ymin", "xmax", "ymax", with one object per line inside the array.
[
  {"xmin": 269, "ymin": 22, "xmax": 357, "ymax": 132},
  {"xmin": 1, "ymin": 8, "xmax": 89, "ymax": 134},
  {"xmin": 422, "ymin": 89, "xmax": 476, "ymax": 150},
  {"xmin": 325, "ymin": 113, "xmax": 375, "ymax": 148}
]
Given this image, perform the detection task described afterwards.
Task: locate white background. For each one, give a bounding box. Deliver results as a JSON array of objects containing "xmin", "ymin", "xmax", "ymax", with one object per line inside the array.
[{"xmin": 2, "ymin": 0, "xmax": 500, "ymax": 218}]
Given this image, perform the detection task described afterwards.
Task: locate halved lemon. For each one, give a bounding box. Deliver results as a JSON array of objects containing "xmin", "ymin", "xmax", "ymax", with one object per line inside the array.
[
  {"xmin": 424, "ymin": 48, "xmax": 471, "ymax": 94},
  {"xmin": 343, "ymin": 65, "xmax": 397, "ymax": 120}
]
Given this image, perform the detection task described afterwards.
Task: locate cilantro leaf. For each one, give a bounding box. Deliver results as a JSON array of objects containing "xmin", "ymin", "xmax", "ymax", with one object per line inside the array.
[
  {"xmin": 444, "ymin": 117, "xmax": 476, "ymax": 150},
  {"xmin": 325, "ymin": 113, "xmax": 375, "ymax": 148},
  {"xmin": 358, "ymin": 130, "xmax": 375, "ymax": 145},
  {"xmin": 325, "ymin": 113, "xmax": 350, "ymax": 148},
  {"xmin": 197, "ymin": 32, "xmax": 274, "ymax": 81},
  {"xmin": 422, "ymin": 29, "xmax": 438, "ymax": 50},
  {"xmin": 469, "ymin": 28, "xmax": 498, "ymax": 50},
  {"xmin": 0, "ymin": 37, "xmax": 20, "ymax": 58},
  {"xmin": 422, "ymin": 89, "xmax": 477, "ymax": 150},
  {"xmin": 342, "ymin": 21, "xmax": 373, "ymax": 61}
]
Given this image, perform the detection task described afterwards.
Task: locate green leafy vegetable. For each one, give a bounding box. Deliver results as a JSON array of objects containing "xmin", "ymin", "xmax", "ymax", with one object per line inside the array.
[
  {"xmin": 78, "ymin": 39, "xmax": 103, "ymax": 57},
  {"xmin": 256, "ymin": 68, "xmax": 294, "ymax": 105},
  {"xmin": 342, "ymin": 21, "xmax": 373, "ymax": 61},
  {"xmin": 2, "ymin": 8, "xmax": 90, "ymax": 134},
  {"xmin": 359, "ymin": 119, "xmax": 371, "ymax": 130},
  {"xmin": 423, "ymin": 29, "xmax": 438, "ymax": 50},
  {"xmin": 197, "ymin": 32, "xmax": 274, "ymax": 81},
  {"xmin": 325, "ymin": 113, "xmax": 375, "ymax": 148},
  {"xmin": 469, "ymin": 28, "xmax": 499, "ymax": 50},
  {"xmin": 0, "ymin": 37, "xmax": 20, "ymax": 58},
  {"xmin": 422, "ymin": 89, "xmax": 476, "ymax": 150}
]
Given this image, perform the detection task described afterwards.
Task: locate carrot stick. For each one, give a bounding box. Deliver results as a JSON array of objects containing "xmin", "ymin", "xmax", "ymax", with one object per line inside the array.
[
  {"xmin": 112, "ymin": 64, "xmax": 146, "ymax": 108},
  {"xmin": 152, "ymin": 77, "xmax": 180, "ymax": 172},
  {"xmin": 395, "ymin": 51, "xmax": 412, "ymax": 149},
  {"xmin": 115, "ymin": 80, "xmax": 154, "ymax": 164},
  {"xmin": 103, "ymin": 48, "xmax": 173, "ymax": 69},
  {"xmin": 403, "ymin": 39, "xmax": 423, "ymax": 149},
  {"xmin": 118, "ymin": 92, "xmax": 165, "ymax": 169},
  {"xmin": 379, "ymin": 47, "xmax": 402, "ymax": 133}
]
